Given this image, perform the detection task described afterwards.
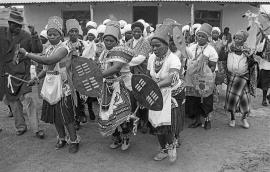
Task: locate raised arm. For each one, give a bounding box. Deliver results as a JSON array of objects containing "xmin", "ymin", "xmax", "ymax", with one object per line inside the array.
[{"xmin": 19, "ymin": 47, "xmax": 68, "ymax": 65}]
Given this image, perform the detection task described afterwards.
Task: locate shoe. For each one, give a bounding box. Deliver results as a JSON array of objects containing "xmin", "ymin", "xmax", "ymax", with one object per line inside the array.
[
  {"xmin": 241, "ymin": 118, "xmax": 250, "ymax": 129},
  {"xmin": 204, "ymin": 120, "xmax": 211, "ymax": 130},
  {"xmin": 121, "ymin": 137, "xmax": 130, "ymax": 151},
  {"xmin": 89, "ymin": 111, "xmax": 96, "ymax": 121},
  {"xmin": 35, "ymin": 130, "xmax": 45, "ymax": 139},
  {"xmin": 153, "ymin": 149, "xmax": 168, "ymax": 161},
  {"xmin": 188, "ymin": 121, "xmax": 202, "ymax": 128},
  {"xmin": 229, "ymin": 120, "xmax": 236, "ymax": 127},
  {"xmin": 16, "ymin": 128, "xmax": 27, "ymax": 136},
  {"xmin": 80, "ymin": 116, "xmax": 87, "ymax": 123},
  {"xmin": 8, "ymin": 112, "xmax": 13, "ymax": 118},
  {"xmin": 55, "ymin": 139, "xmax": 67, "ymax": 149},
  {"xmin": 168, "ymin": 145, "xmax": 177, "ymax": 163},
  {"xmin": 110, "ymin": 140, "xmax": 122, "ymax": 149},
  {"xmin": 262, "ymin": 100, "xmax": 268, "ymax": 106},
  {"xmin": 69, "ymin": 143, "xmax": 79, "ymax": 153}
]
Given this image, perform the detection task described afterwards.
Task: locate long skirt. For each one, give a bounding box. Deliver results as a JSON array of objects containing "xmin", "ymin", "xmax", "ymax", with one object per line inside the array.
[
  {"xmin": 98, "ymin": 80, "xmax": 132, "ymax": 137},
  {"xmin": 41, "ymin": 95, "xmax": 75, "ymax": 124},
  {"xmin": 224, "ymin": 74, "xmax": 250, "ymax": 114},
  {"xmin": 186, "ymin": 94, "xmax": 213, "ymax": 118},
  {"xmin": 257, "ymin": 69, "xmax": 270, "ymax": 90},
  {"xmin": 171, "ymin": 89, "xmax": 185, "ymax": 137}
]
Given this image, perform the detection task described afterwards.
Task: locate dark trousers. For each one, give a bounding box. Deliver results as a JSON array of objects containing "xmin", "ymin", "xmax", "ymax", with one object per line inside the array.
[{"xmin": 75, "ymin": 91, "xmax": 96, "ymax": 120}]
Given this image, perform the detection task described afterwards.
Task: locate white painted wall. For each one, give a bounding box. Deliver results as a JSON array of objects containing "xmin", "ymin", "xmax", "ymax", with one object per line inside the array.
[{"xmin": 24, "ymin": 2, "xmax": 259, "ymax": 37}]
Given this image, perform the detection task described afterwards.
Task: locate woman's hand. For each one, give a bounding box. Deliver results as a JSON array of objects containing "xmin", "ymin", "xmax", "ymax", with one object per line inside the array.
[
  {"xmin": 27, "ymin": 77, "xmax": 39, "ymax": 86},
  {"xmin": 19, "ymin": 48, "xmax": 28, "ymax": 57}
]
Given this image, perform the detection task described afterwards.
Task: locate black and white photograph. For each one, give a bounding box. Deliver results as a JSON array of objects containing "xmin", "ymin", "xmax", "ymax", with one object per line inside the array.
[{"xmin": 0, "ymin": 0, "xmax": 270, "ymax": 171}]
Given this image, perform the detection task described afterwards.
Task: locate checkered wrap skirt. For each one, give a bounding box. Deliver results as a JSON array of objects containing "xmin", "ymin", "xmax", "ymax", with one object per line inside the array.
[{"xmin": 224, "ymin": 74, "xmax": 250, "ymax": 115}]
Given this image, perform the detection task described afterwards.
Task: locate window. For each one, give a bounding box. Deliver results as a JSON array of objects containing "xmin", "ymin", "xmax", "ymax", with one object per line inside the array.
[
  {"xmin": 194, "ymin": 10, "xmax": 221, "ymax": 28},
  {"xmin": 133, "ymin": 6, "xmax": 158, "ymax": 28},
  {"xmin": 62, "ymin": 10, "xmax": 90, "ymax": 36}
]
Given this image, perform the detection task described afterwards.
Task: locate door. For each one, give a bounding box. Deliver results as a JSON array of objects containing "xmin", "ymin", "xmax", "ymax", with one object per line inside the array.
[{"xmin": 133, "ymin": 6, "xmax": 158, "ymax": 28}]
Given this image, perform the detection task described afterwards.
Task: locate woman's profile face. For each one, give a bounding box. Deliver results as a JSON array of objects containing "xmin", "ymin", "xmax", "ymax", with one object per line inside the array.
[{"xmin": 151, "ymin": 38, "xmax": 168, "ymax": 58}]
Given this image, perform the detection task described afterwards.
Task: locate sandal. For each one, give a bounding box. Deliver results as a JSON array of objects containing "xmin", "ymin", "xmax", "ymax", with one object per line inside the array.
[{"xmin": 188, "ymin": 121, "xmax": 202, "ymax": 128}]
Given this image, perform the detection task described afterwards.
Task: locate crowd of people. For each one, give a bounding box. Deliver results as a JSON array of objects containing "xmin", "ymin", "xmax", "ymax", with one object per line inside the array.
[{"xmin": 1, "ymin": 7, "xmax": 270, "ymax": 163}]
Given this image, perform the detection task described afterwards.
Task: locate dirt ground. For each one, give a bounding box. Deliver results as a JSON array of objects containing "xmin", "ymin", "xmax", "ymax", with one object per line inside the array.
[{"xmin": 0, "ymin": 87, "xmax": 270, "ymax": 172}]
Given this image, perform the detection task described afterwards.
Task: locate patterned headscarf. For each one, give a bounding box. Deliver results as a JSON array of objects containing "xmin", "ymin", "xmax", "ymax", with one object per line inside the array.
[
  {"xmin": 47, "ymin": 16, "xmax": 63, "ymax": 35},
  {"xmin": 103, "ymin": 21, "xmax": 121, "ymax": 42},
  {"xmin": 66, "ymin": 19, "xmax": 80, "ymax": 33}
]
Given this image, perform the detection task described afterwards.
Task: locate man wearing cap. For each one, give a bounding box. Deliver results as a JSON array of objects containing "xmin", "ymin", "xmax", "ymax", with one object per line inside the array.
[
  {"xmin": 185, "ymin": 23, "xmax": 218, "ymax": 130},
  {"xmin": 64, "ymin": 19, "xmax": 96, "ymax": 127},
  {"xmin": 0, "ymin": 8, "xmax": 44, "ymax": 137},
  {"xmin": 125, "ymin": 21, "xmax": 152, "ymax": 133}
]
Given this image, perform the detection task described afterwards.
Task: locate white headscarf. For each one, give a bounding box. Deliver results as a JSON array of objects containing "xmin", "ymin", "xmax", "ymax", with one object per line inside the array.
[
  {"xmin": 87, "ymin": 28, "xmax": 98, "ymax": 38},
  {"xmin": 97, "ymin": 24, "xmax": 106, "ymax": 34},
  {"xmin": 40, "ymin": 30, "xmax": 47, "ymax": 39},
  {"xmin": 86, "ymin": 21, "xmax": 97, "ymax": 29},
  {"xmin": 212, "ymin": 27, "xmax": 221, "ymax": 35}
]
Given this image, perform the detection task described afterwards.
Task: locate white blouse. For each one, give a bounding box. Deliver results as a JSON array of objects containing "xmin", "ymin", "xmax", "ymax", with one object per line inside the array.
[
  {"xmin": 227, "ymin": 52, "xmax": 248, "ymax": 75},
  {"xmin": 147, "ymin": 52, "xmax": 181, "ymax": 83}
]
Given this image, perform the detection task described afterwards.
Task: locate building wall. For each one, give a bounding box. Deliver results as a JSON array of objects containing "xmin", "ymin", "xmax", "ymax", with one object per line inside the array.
[{"xmin": 24, "ymin": 2, "xmax": 259, "ymax": 37}]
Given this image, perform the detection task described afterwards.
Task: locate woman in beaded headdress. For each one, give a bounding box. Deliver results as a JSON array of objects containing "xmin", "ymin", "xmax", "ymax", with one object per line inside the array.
[
  {"xmin": 19, "ymin": 16, "xmax": 80, "ymax": 153},
  {"xmin": 147, "ymin": 23, "xmax": 184, "ymax": 163},
  {"xmin": 98, "ymin": 21, "xmax": 136, "ymax": 151}
]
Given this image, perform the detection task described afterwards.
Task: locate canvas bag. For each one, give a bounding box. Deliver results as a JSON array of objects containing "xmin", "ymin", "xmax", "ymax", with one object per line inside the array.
[
  {"xmin": 41, "ymin": 65, "xmax": 63, "ymax": 105},
  {"xmin": 189, "ymin": 53, "xmax": 215, "ymax": 101}
]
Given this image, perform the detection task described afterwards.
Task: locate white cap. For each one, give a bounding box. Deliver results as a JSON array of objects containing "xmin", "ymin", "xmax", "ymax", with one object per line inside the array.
[
  {"xmin": 150, "ymin": 26, "xmax": 154, "ymax": 32},
  {"xmin": 87, "ymin": 28, "xmax": 98, "ymax": 38},
  {"xmin": 137, "ymin": 19, "xmax": 146, "ymax": 26},
  {"xmin": 192, "ymin": 23, "xmax": 202, "ymax": 31},
  {"xmin": 195, "ymin": 26, "xmax": 201, "ymax": 34},
  {"xmin": 182, "ymin": 25, "xmax": 190, "ymax": 33},
  {"xmin": 97, "ymin": 24, "xmax": 106, "ymax": 34},
  {"xmin": 86, "ymin": 21, "xmax": 97, "ymax": 29},
  {"xmin": 119, "ymin": 20, "xmax": 127, "ymax": 29},
  {"xmin": 212, "ymin": 27, "xmax": 221, "ymax": 35},
  {"xmin": 103, "ymin": 19, "xmax": 111, "ymax": 25},
  {"xmin": 123, "ymin": 24, "xmax": 132, "ymax": 33},
  {"xmin": 40, "ymin": 30, "xmax": 47, "ymax": 39}
]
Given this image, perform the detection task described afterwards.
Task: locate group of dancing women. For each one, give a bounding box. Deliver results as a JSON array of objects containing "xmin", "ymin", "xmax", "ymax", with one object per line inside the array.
[{"xmin": 2, "ymin": 7, "xmax": 267, "ymax": 163}]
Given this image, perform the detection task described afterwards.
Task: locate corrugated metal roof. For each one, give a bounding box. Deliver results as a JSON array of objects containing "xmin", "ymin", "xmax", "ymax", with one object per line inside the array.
[{"xmin": 0, "ymin": 0, "xmax": 269, "ymax": 5}]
